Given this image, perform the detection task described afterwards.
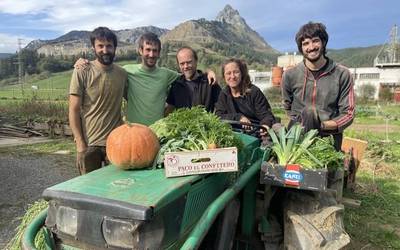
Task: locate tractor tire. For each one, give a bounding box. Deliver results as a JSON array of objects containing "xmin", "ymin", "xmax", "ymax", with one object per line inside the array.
[{"xmin": 283, "ymin": 190, "xmax": 350, "ymax": 250}]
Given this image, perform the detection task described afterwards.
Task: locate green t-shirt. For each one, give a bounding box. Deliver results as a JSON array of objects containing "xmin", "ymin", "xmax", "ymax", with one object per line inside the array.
[
  {"xmin": 123, "ymin": 64, "xmax": 179, "ymax": 126},
  {"xmin": 69, "ymin": 62, "xmax": 127, "ymax": 146}
]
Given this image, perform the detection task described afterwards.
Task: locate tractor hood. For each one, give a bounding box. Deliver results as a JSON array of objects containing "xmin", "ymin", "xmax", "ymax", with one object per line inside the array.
[{"xmin": 43, "ymin": 167, "xmax": 200, "ymax": 220}]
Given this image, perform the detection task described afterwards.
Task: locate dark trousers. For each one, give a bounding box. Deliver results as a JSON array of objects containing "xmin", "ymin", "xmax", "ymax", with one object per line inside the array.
[{"xmin": 76, "ymin": 146, "xmax": 108, "ymax": 175}]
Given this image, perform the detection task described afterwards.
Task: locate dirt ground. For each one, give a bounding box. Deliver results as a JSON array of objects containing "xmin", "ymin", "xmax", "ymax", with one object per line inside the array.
[
  {"xmin": 0, "ymin": 150, "xmax": 78, "ymax": 248},
  {"xmin": 349, "ymin": 123, "xmax": 400, "ymax": 133}
]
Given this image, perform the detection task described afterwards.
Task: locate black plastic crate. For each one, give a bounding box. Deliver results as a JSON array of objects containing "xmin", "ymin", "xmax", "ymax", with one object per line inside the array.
[{"xmin": 260, "ymin": 162, "xmax": 328, "ymax": 192}]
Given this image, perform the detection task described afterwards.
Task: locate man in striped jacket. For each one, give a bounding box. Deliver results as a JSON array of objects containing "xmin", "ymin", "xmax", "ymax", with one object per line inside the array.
[{"xmin": 281, "ymin": 22, "xmax": 355, "ymax": 150}]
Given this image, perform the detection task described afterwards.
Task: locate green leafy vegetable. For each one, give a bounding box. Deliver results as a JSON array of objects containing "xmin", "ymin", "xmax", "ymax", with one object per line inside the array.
[{"xmin": 150, "ymin": 107, "xmax": 243, "ymax": 168}]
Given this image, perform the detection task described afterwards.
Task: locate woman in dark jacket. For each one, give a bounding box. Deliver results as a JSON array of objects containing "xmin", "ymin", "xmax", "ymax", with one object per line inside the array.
[{"xmin": 215, "ymin": 58, "xmax": 277, "ymax": 131}]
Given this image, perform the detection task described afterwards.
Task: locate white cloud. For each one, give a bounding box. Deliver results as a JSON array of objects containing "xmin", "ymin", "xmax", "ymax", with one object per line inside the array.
[
  {"xmin": 0, "ymin": 0, "xmax": 224, "ymax": 33},
  {"xmin": 0, "ymin": 0, "xmax": 53, "ymax": 14},
  {"xmin": 0, "ymin": 33, "xmax": 34, "ymax": 53}
]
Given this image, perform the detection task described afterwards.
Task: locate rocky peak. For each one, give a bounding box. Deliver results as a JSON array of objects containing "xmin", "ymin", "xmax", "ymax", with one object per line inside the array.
[{"xmin": 216, "ymin": 4, "xmax": 249, "ymax": 30}]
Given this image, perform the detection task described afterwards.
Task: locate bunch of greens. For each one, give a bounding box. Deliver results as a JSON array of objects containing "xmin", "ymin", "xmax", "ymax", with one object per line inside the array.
[
  {"xmin": 296, "ymin": 136, "xmax": 345, "ymax": 170},
  {"xmin": 150, "ymin": 107, "xmax": 243, "ymax": 168},
  {"xmin": 268, "ymin": 124, "xmax": 344, "ymax": 170}
]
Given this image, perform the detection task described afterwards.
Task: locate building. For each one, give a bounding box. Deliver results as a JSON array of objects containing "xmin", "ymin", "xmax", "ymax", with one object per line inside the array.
[
  {"xmin": 277, "ymin": 53, "xmax": 303, "ymax": 70},
  {"xmin": 348, "ymin": 67, "xmax": 400, "ymax": 99},
  {"xmin": 249, "ymin": 70, "xmax": 271, "ymax": 92}
]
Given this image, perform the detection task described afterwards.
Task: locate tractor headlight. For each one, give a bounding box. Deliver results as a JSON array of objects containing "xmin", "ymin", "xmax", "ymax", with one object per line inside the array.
[
  {"xmin": 56, "ymin": 206, "xmax": 78, "ymax": 236},
  {"xmin": 102, "ymin": 216, "xmax": 142, "ymax": 249}
]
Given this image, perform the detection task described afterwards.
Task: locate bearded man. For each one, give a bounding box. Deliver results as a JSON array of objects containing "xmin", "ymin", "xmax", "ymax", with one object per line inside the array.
[
  {"xmin": 68, "ymin": 27, "xmax": 127, "ymax": 174},
  {"xmin": 281, "ymin": 22, "xmax": 355, "ymax": 150}
]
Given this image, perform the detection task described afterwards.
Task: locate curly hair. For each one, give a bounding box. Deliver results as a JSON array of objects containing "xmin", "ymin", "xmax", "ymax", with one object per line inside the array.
[
  {"xmin": 295, "ymin": 22, "xmax": 329, "ymax": 56},
  {"xmin": 222, "ymin": 58, "xmax": 252, "ymax": 96}
]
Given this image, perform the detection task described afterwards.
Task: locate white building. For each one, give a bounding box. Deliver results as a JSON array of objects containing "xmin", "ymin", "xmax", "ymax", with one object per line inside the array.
[
  {"xmin": 249, "ymin": 70, "xmax": 272, "ymax": 92},
  {"xmin": 348, "ymin": 67, "xmax": 400, "ymax": 99}
]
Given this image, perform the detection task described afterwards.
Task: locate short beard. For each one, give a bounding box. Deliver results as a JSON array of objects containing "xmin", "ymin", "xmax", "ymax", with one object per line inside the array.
[
  {"xmin": 305, "ymin": 48, "xmax": 325, "ymax": 63},
  {"xmin": 95, "ymin": 52, "xmax": 115, "ymax": 65}
]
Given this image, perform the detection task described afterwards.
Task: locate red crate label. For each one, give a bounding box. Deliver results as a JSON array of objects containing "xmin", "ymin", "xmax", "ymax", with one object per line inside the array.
[{"xmin": 283, "ymin": 164, "xmax": 303, "ymax": 186}]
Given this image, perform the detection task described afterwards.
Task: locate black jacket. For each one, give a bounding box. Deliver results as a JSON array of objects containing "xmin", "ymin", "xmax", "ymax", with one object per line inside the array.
[
  {"xmin": 166, "ymin": 70, "xmax": 221, "ymax": 112},
  {"xmin": 215, "ymin": 84, "xmax": 276, "ymax": 127}
]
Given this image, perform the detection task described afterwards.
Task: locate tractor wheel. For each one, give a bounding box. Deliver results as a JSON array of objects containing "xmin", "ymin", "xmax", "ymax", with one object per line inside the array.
[{"xmin": 283, "ymin": 190, "xmax": 350, "ymax": 250}]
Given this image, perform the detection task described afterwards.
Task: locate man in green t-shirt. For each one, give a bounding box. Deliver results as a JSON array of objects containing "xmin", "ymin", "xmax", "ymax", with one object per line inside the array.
[
  {"xmin": 123, "ymin": 33, "xmax": 180, "ymax": 125},
  {"xmin": 69, "ymin": 27, "xmax": 127, "ymax": 174}
]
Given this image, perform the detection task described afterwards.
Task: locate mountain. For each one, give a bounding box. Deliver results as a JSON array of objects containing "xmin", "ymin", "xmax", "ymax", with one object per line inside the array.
[
  {"xmin": 24, "ymin": 5, "xmax": 278, "ymax": 66},
  {"xmin": 116, "ymin": 26, "xmax": 168, "ymax": 44},
  {"xmin": 25, "ymin": 26, "xmax": 168, "ymax": 56},
  {"xmin": 160, "ymin": 4, "xmax": 279, "ymax": 66},
  {"xmin": 0, "ymin": 53, "xmax": 13, "ymax": 59},
  {"xmin": 215, "ymin": 5, "xmax": 275, "ymax": 52}
]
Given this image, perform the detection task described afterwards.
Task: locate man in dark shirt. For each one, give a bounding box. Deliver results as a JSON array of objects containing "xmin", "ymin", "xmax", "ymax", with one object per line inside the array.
[
  {"xmin": 281, "ymin": 22, "xmax": 355, "ymax": 150},
  {"xmin": 165, "ymin": 46, "xmax": 221, "ymax": 115}
]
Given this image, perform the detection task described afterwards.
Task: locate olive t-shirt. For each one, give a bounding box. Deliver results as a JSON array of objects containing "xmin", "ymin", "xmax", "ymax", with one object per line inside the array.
[{"xmin": 69, "ymin": 61, "xmax": 127, "ymax": 146}]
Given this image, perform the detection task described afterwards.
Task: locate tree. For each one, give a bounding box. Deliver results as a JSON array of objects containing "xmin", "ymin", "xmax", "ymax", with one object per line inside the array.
[
  {"xmin": 20, "ymin": 49, "xmax": 39, "ymax": 74},
  {"xmin": 357, "ymin": 83, "xmax": 376, "ymax": 103}
]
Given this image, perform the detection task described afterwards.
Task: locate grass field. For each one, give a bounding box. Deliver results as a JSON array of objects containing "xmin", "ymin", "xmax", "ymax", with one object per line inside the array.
[
  {"xmin": 0, "ymin": 60, "xmax": 134, "ymax": 101},
  {"xmin": 343, "ymin": 124, "xmax": 400, "ymax": 249}
]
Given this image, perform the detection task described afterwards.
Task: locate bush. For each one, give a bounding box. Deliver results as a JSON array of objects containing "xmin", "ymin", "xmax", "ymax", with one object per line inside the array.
[
  {"xmin": 1, "ymin": 97, "xmax": 68, "ymax": 122},
  {"xmin": 264, "ymin": 86, "xmax": 282, "ymax": 103},
  {"xmin": 379, "ymin": 86, "xmax": 393, "ymax": 102}
]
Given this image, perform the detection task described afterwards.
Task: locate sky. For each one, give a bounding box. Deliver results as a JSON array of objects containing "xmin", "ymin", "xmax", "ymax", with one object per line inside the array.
[{"xmin": 0, "ymin": 0, "xmax": 399, "ymax": 54}]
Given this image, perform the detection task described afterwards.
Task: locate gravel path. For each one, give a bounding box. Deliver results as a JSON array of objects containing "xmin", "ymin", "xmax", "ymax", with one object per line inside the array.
[{"xmin": 0, "ymin": 151, "xmax": 78, "ymax": 248}]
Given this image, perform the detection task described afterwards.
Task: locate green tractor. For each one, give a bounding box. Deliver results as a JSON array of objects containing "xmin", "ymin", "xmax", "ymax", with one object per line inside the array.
[{"xmin": 22, "ymin": 123, "xmax": 355, "ymax": 250}]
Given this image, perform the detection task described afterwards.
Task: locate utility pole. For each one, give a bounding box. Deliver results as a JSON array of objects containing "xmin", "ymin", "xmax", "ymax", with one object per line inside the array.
[
  {"xmin": 18, "ymin": 38, "xmax": 24, "ymax": 97},
  {"xmin": 389, "ymin": 24, "xmax": 398, "ymax": 64}
]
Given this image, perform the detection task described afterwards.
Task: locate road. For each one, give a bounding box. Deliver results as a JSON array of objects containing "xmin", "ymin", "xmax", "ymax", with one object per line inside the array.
[{"xmin": 0, "ymin": 148, "xmax": 78, "ymax": 248}]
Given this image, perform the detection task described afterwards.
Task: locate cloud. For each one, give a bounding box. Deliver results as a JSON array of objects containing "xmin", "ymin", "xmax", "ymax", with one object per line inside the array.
[
  {"xmin": 0, "ymin": 33, "xmax": 33, "ymax": 53},
  {"xmin": 0, "ymin": 0, "xmax": 53, "ymax": 15},
  {"xmin": 0, "ymin": 0, "xmax": 223, "ymax": 33}
]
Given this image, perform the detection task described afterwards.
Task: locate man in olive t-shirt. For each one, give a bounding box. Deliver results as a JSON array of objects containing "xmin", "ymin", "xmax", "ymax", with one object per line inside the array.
[{"xmin": 69, "ymin": 27, "xmax": 127, "ymax": 174}]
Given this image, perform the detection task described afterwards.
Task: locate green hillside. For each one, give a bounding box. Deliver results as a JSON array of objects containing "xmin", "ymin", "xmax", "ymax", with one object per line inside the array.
[{"xmin": 328, "ymin": 45, "xmax": 382, "ymax": 68}]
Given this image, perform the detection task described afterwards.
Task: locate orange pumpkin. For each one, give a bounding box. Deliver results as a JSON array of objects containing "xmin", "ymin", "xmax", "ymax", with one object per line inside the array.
[{"xmin": 106, "ymin": 123, "xmax": 160, "ymax": 169}]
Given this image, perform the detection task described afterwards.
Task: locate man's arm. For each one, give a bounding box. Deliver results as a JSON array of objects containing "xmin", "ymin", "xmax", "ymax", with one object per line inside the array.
[
  {"xmin": 323, "ymin": 68, "xmax": 355, "ymax": 132},
  {"xmin": 69, "ymin": 95, "xmax": 87, "ymax": 152}
]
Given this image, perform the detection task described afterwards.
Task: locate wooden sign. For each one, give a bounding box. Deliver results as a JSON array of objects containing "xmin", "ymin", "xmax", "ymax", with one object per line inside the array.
[{"xmin": 164, "ymin": 147, "xmax": 238, "ymax": 177}]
